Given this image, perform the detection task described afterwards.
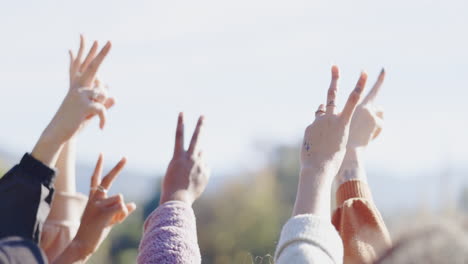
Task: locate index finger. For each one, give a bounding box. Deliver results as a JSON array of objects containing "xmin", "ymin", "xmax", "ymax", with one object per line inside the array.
[
  {"xmin": 173, "ymin": 112, "xmax": 185, "ymax": 156},
  {"xmin": 81, "ymin": 41, "xmax": 112, "ymax": 86},
  {"xmin": 326, "ymin": 65, "xmax": 340, "ymax": 115},
  {"xmin": 90, "ymin": 153, "xmax": 104, "ymax": 191},
  {"xmin": 187, "ymin": 116, "xmax": 205, "ymax": 156},
  {"xmin": 362, "ymin": 68, "xmax": 385, "ymax": 104},
  {"xmin": 100, "ymin": 157, "xmax": 127, "ymax": 191}
]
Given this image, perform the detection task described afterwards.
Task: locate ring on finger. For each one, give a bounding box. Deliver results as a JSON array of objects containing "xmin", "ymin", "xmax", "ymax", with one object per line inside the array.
[
  {"xmin": 91, "ymin": 92, "xmax": 100, "ymax": 102},
  {"xmin": 96, "ymin": 185, "xmax": 108, "ymax": 194},
  {"xmin": 326, "ymin": 101, "xmax": 336, "ymax": 107}
]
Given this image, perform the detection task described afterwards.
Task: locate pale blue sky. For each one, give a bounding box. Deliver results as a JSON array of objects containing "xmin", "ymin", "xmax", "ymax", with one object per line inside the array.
[{"xmin": 0, "ymin": 0, "xmax": 467, "ymax": 177}]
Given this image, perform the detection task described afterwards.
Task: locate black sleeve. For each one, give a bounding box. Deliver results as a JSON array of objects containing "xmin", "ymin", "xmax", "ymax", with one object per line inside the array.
[
  {"xmin": 0, "ymin": 153, "xmax": 56, "ymax": 244},
  {"xmin": 0, "ymin": 237, "xmax": 48, "ymax": 264}
]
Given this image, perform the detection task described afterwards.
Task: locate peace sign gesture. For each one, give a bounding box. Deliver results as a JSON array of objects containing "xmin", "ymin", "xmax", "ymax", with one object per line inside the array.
[
  {"xmin": 160, "ymin": 113, "xmax": 210, "ymax": 206},
  {"xmin": 301, "ymin": 65, "xmax": 367, "ymax": 170},
  {"xmin": 64, "ymin": 155, "xmax": 136, "ymax": 260},
  {"xmin": 347, "ymin": 69, "xmax": 386, "ymax": 149}
]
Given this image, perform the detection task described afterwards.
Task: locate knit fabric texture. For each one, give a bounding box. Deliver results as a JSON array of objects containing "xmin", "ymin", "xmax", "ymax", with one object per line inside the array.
[
  {"xmin": 332, "ymin": 180, "xmax": 392, "ymax": 264},
  {"xmin": 275, "ymin": 214, "xmax": 344, "ymax": 264},
  {"xmin": 137, "ymin": 201, "xmax": 201, "ymax": 264}
]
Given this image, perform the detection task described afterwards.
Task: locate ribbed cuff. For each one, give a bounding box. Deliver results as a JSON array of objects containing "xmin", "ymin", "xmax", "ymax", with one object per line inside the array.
[
  {"xmin": 336, "ymin": 180, "xmax": 372, "ymax": 205},
  {"xmin": 20, "ymin": 153, "xmax": 56, "ymax": 188},
  {"xmin": 275, "ymin": 214, "xmax": 343, "ymax": 262}
]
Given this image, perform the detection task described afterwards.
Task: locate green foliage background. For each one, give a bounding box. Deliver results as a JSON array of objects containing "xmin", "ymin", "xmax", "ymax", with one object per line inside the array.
[
  {"xmin": 1, "ymin": 146, "xmax": 466, "ymax": 264},
  {"xmin": 86, "ymin": 144, "xmax": 468, "ymax": 264}
]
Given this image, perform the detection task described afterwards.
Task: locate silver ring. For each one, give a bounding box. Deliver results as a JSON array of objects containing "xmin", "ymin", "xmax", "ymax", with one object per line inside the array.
[
  {"xmin": 96, "ymin": 185, "xmax": 108, "ymax": 194},
  {"xmin": 91, "ymin": 92, "xmax": 99, "ymax": 101},
  {"xmin": 326, "ymin": 101, "xmax": 336, "ymax": 107}
]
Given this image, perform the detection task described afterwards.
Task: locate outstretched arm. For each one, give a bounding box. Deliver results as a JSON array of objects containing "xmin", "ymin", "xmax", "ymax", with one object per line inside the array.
[
  {"xmin": 138, "ymin": 113, "xmax": 209, "ymax": 264},
  {"xmin": 41, "ymin": 36, "xmax": 116, "ymax": 261},
  {"xmin": 276, "ymin": 66, "xmax": 368, "ymax": 264},
  {"xmin": 332, "ymin": 69, "xmax": 392, "ymax": 264},
  {"xmin": 0, "ymin": 35, "xmax": 113, "ymax": 245}
]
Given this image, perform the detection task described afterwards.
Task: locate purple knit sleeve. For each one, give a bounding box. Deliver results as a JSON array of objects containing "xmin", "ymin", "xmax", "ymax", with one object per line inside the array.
[{"xmin": 137, "ymin": 201, "xmax": 201, "ymax": 264}]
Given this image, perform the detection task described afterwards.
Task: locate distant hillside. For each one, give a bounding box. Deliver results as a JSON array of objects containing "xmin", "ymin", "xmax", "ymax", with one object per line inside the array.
[{"xmin": 1, "ymin": 147, "xmax": 467, "ymax": 214}]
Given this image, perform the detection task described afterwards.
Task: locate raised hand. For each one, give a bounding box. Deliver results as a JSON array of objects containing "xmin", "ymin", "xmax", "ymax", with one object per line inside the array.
[
  {"xmin": 294, "ymin": 66, "xmax": 367, "ymax": 217},
  {"xmin": 347, "ymin": 69, "xmax": 385, "ymax": 149},
  {"xmin": 54, "ymin": 155, "xmax": 136, "ymax": 263},
  {"xmin": 48, "ymin": 36, "xmax": 113, "ymax": 140},
  {"xmin": 160, "ymin": 113, "xmax": 210, "ymax": 206},
  {"xmin": 31, "ymin": 36, "xmax": 113, "ymax": 167},
  {"xmin": 301, "ymin": 65, "xmax": 368, "ymax": 172},
  {"xmin": 335, "ymin": 69, "xmax": 386, "ymax": 186}
]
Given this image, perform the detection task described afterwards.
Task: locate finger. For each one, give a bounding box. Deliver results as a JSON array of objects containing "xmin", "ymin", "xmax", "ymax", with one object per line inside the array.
[
  {"xmin": 108, "ymin": 201, "xmax": 129, "ymax": 225},
  {"xmin": 93, "ymin": 78, "xmax": 102, "ymax": 89},
  {"xmin": 69, "ymin": 50, "xmax": 76, "ymax": 82},
  {"xmin": 90, "ymin": 153, "xmax": 104, "ymax": 192},
  {"xmin": 188, "ymin": 115, "xmax": 205, "ymax": 155},
  {"xmin": 89, "ymin": 102, "xmax": 107, "ymax": 129},
  {"xmin": 76, "ymin": 34, "xmax": 86, "ymax": 65},
  {"xmin": 315, "ymin": 104, "xmax": 326, "ymax": 118},
  {"xmin": 326, "ymin": 65, "xmax": 340, "ymax": 115},
  {"xmin": 100, "ymin": 157, "xmax": 127, "ymax": 190},
  {"xmin": 114, "ymin": 202, "xmax": 136, "ymax": 224},
  {"xmin": 173, "ymin": 112, "xmax": 185, "ymax": 156},
  {"xmin": 69, "ymin": 50, "xmax": 76, "ymax": 71},
  {"xmin": 126, "ymin": 202, "xmax": 137, "ymax": 215},
  {"xmin": 103, "ymin": 97, "xmax": 116, "ymax": 110},
  {"xmin": 372, "ymin": 114, "xmax": 384, "ymax": 140},
  {"xmin": 81, "ymin": 41, "xmax": 112, "ymax": 85},
  {"xmin": 80, "ymin": 41, "xmax": 98, "ymax": 72},
  {"xmin": 90, "ymin": 89, "xmax": 108, "ymax": 104},
  {"xmin": 363, "ymin": 68, "xmax": 385, "ymax": 105},
  {"xmin": 375, "ymin": 108, "xmax": 384, "ymax": 120},
  {"xmin": 372, "ymin": 127, "xmax": 382, "ymax": 140},
  {"xmin": 99, "ymin": 194, "xmax": 124, "ymax": 207},
  {"xmin": 341, "ymin": 71, "xmax": 368, "ymax": 123}
]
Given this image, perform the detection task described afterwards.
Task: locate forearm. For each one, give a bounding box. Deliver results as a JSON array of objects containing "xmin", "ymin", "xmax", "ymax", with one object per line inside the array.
[
  {"xmin": 293, "ymin": 166, "xmax": 333, "ymax": 218},
  {"xmin": 137, "ymin": 201, "xmax": 201, "ymax": 264},
  {"xmin": 52, "ymin": 240, "xmax": 88, "ymax": 264},
  {"xmin": 335, "ymin": 148, "xmax": 367, "ymax": 186},
  {"xmin": 31, "ymin": 117, "xmax": 71, "ymax": 168},
  {"xmin": 54, "ymin": 137, "xmax": 77, "ymax": 193},
  {"xmin": 31, "ymin": 131, "xmax": 64, "ymax": 169}
]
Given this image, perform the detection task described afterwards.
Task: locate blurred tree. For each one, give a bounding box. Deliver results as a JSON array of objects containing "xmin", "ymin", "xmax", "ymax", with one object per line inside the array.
[
  {"xmin": 194, "ymin": 143, "xmax": 301, "ymax": 264},
  {"xmin": 460, "ymin": 185, "xmax": 468, "ymax": 213},
  {"xmin": 85, "ymin": 143, "xmax": 304, "ymax": 263}
]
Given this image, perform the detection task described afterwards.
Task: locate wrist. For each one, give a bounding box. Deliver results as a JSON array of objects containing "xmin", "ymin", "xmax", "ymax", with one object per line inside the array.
[
  {"xmin": 160, "ymin": 190, "xmax": 194, "ymax": 206},
  {"xmin": 53, "ymin": 239, "xmax": 89, "ymax": 264},
  {"xmin": 335, "ymin": 148, "xmax": 367, "ymax": 186},
  {"xmin": 343, "ymin": 147, "xmax": 365, "ymax": 163},
  {"xmin": 31, "ymin": 131, "xmax": 64, "ymax": 168}
]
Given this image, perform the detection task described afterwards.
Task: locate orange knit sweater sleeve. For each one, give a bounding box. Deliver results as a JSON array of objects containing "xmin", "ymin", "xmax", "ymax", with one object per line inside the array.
[{"xmin": 332, "ymin": 180, "xmax": 392, "ymax": 264}]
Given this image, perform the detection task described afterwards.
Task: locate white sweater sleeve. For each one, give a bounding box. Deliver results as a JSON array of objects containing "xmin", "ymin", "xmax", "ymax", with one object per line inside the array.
[{"xmin": 275, "ymin": 214, "xmax": 343, "ymax": 264}]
